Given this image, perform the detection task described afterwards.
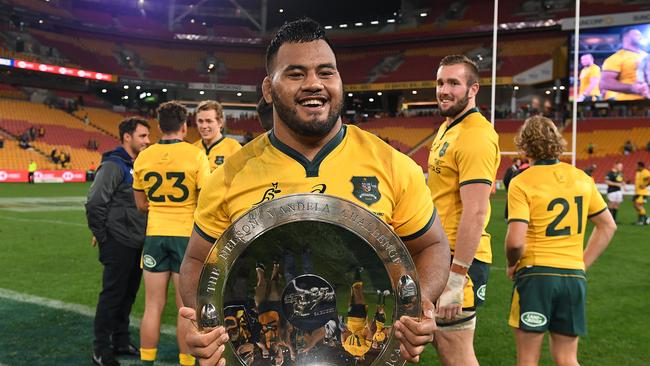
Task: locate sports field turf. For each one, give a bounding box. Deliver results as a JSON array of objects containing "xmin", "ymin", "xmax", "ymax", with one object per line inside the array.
[{"xmin": 0, "ymin": 182, "xmax": 648, "ymax": 365}]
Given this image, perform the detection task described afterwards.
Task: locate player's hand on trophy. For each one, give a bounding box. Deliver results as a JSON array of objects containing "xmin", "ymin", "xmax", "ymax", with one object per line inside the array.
[
  {"xmin": 435, "ymin": 271, "xmax": 466, "ymax": 320},
  {"xmin": 179, "ymin": 306, "xmax": 230, "ymax": 366},
  {"xmin": 394, "ymin": 298, "xmax": 436, "ymax": 363}
]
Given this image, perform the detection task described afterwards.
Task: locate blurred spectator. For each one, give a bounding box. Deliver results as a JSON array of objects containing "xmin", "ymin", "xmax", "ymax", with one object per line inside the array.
[
  {"xmin": 86, "ymin": 162, "xmax": 96, "ymax": 182},
  {"xmin": 0, "ymin": 135, "xmax": 4, "ymax": 148},
  {"xmin": 87, "ymin": 139, "xmax": 99, "ymax": 151},
  {"xmin": 623, "ymin": 140, "xmax": 635, "ymax": 155},
  {"xmin": 28, "ymin": 126, "xmax": 37, "ymax": 141},
  {"xmin": 587, "ymin": 143, "xmax": 594, "ymax": 156},
  {"xmin": 19, "ymin": 133, "xmax": 31, "ymax": 149},
  {"xmin": 647, "ymin": 141, "xmax": 650, "ymax": 152},
  {"xmin": 50, "ymin": 148, "xmax": 59, "ymax": 164},
  {"xmin": 84, "ymin": 114, "xmax": 90, "ymax": 125},
  {"xmin": 583, "ymin": 163, "xmax": 597, "ymax": 177},
  {"xmin": 38, "ymin": 126, "xmax": 45, "ymax": 137}
]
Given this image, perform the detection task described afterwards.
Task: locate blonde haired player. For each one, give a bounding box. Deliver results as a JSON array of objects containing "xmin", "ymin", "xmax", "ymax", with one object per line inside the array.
[
  {"xmin": 506, "ymin": 116, "xmax": 616, "ymax": 366},
  {"xmin": 193, "ymin": 100, "xmax": 241, "ymax": 171}
]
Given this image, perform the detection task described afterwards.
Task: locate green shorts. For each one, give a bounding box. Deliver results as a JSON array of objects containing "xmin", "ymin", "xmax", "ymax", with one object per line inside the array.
[
  {"xmin": 509, "ymin": 266, "xmax": 587, "ymax": 336},
  {"xmin": 142, "ymin": 236, "xmax": 189, "ymax": 273}
]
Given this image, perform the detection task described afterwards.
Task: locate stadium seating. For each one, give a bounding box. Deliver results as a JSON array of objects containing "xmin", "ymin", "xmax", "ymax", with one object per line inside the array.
[
  {"xmin": 0, "ymin": 83, "xmax": 27, "ymax": 100},
  {"xmin": 0, "ymin": 135, "xmax": 56, "ymax": 170}
]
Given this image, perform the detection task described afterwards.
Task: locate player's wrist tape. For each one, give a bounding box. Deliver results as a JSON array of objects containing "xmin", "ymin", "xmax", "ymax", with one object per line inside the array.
[
  {"xmin": 450, "ymin": 258, "xmax": 471, "ymax": 276},
  {"xmin": 446, "ymin": 271, "xmax": 465, "ymax": 290}
]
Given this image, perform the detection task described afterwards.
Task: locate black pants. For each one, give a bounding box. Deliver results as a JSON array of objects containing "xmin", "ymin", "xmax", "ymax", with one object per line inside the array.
[{"xmin": 94, "ymin": 240, "xmax": 142, "ymax": 352}]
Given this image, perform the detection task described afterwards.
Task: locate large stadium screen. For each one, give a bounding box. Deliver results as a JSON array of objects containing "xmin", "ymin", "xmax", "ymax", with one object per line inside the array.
[{"xmin": 569, "ymin": 23, "xmax": 650, "ymax": 102}]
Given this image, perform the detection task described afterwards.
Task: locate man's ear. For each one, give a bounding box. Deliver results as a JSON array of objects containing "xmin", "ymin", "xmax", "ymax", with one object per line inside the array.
[
  {"xmin": 469, "ymin": 82, "xmax": 480, "ymax": 99},
  {"xmin": 262, "ymin": 76, "xmax": 273, "ymax": 104}
]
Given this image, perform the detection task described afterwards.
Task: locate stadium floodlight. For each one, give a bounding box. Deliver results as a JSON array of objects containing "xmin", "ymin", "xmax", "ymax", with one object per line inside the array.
[
  {"xmin": 369, "ymin": 98, "xmax": 375, "ymax": 102},
  {"xmin": 202, "ymin": 22, "xmax": 207, "ymax": 26},
  {"xmin": 347, "ymin": 93, "xmax": 353, "ymax": 97},
  {"xmin": 146, "ymin": 92, "xmax": 151, "ymax": 96},
  {"xmin": 136, "ymin": 85, "xmax": 141, "ymax": 90},
  {"xmin": 552, "ymin": 86, "xmax": 557, "ymax": 90},
  {"xmin": 420, "ymin": 13, "xmax": 428, "ymax": 17},
  {"xmin": 339, "ymin": 24, "xmax": 348, "ymax": 28},
  {"xmin": 101, "ymin": 89, "xmax": 107, "ymax": 93},
  {"xmin": 236, "ymin": 92, "xmax": 242, "ymax": 97},
  {"xmin": 123, "ymin": 96, "xmax": 129, "ymax": 100},
  {"xmin": 387, "ymin": 19, "xmax": 396, "ymax": 23},
  {"xmin": 559, "ymin": 85, "xmax": 566, "ymax": 90},
  {"xmin": 123, "ymin": 85, "xmax": 129, "ymax": 90},
  {"xmin": 138, "ymin": 0, "xmax": 144, "ymax": 5},
  {"xmin": 162, "ymin": 88, "xmax": 167, "ymax": 92},
  {"xmin": 411, "ymin": 90, "xmax": 418, "ymax": 95},
  {"xmin": 545, "ymin": 90, "xmax": 551, "ymax": 95},
  {"xmin": 38, "ymin": 19, "xmax": 44, "ymax": 24},
  {"xmin": 377, "ymin": 91, "xmax": 382, "ymax": 96},
  {"xmin": 371, "ymin": 20, "xmax": 379, "ymax": 25},
  {"xmin": 355, "ymin": 22, "xmax": 363, "ymax": 27},
  {"xmin": 139, "ymin": 92, "xmax": 147, "ymax": 99},
  {"xmin": 513, "ymin": 85, "xmax": 519, "ymax": 90},
  {"xmin": 191, "ymin": 18, "xmax": 195, "ymax": 23},
  {"xmin": 199, "ymin": 90, "xmax": 205, "ymax": 95},
  {"xmin": 279, "ymin": 8, "xmax": 284, "ymax": 13},
  {"xmin": 324, "ymin": 25, "xmax": 333, "ymax": 29}
]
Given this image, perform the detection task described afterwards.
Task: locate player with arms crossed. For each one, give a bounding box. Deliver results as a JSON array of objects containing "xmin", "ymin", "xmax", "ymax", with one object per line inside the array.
[
  {"xmin": 506, "ymin": 116, "xmax": 616, "ymax": 366},
  {"xmin": 133, "ymin": 101, "xmax": 211, "ymax": 366},
  {"xmin": 178, "ymin": 17, "xmax": 451, "ymax": 366},
  {"xmin": 427, "ymin": 55, "xmax": 500, "ymax": 366},
  {"xmin": 193, "ymin": 100, "xmax": 241, "ymax": 172}
]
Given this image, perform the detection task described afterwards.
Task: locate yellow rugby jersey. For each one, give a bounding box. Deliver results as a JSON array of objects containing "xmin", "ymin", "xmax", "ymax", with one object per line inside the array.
[
  {"xmin": 602, "ymin": 49, "xmax": 647, "ymax": 101},
  {"xmin": 578, "ymin": 64, "xmax": 601, "ymax": 97},
  {"xmin": 636, "ymin": 168, "xmax": 650, "ymax": 195},
  {"xmin": 193, "ymin": 136, "xmax": 241, "ymax": 172},
  {"xmin": 508, "ymin": 160, "xmax": 607, "ymax": 270},
  {"xmin": 133, "ymin": 139, "xmax": 210, "ymax": 237},
  {"xmin": 194, "ymin": 124, "xmax": 435, "ymax": 242},
  {"xmin": 427, "ymin": 108, "xmax": 500, "ymax": 263}
]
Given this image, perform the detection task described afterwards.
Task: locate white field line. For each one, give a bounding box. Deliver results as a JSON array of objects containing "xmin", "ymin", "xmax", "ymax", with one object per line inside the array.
[{"xmin": 0, "ymin": 215, "xmax": 87, "ymax": 227}]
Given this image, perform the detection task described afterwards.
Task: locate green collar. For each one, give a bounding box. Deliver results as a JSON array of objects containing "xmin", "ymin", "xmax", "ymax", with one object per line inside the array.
[
  {"xmin": 269, "ymin": 125, "xmax": 346, "ymax": 178},
  {"xmin": 202, "ymin": 136, "xmax": 225, "ymax": 154},
  {"xmin": 533, "ymin": 159, "xmax": 560, "ymax": 166},
  {"xmin": 441, "ymin": 107, "xmax": 479, "ymax": 139},
  {"xmin": 158, "ymin": 139, "xmax": 183, "ymax": 144}
]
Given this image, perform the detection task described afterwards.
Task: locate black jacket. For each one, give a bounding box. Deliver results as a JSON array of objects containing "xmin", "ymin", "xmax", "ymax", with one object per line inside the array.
[{"xmin": 85, "ymin": 146, "xmax": 147, "ymax": 248}]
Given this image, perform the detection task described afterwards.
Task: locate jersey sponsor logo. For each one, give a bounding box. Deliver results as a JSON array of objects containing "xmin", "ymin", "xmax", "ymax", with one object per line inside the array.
[
  {"xmin": 476, "ymin": 284, "xmax": 486, "ymax": 301},
  {"xmin": 521, "ymin": 311, "xmax": 547, "ymax": 327},
  {"xmin": 143, "ymin": 254, "xmax": 157, "ymax": 268},
  {"xmin": 439, "ymin": 141, "xmax": 450, "ymax": 157},
  {"xmin": 351, "ymin": 176, "xmax": 381, "ymax": 205},
  {"xmin": 215, "ymin": 156, "xmax": 224, "ymax": 165},
  {"xmin": 253, "ymin": 182, "xmax": 281, "ymax": 205},
  {"xmin": 311, "ymin": 184, "xmax": 327, "ymax": 193}
]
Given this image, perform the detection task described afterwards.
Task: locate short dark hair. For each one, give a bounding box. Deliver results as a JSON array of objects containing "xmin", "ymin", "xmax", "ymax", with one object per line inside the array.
[
  {"xmin": 638, "ymin": 161, "xmax": 646, "ymax": 168},
  {"xmin": 439, "ymin": 54, "xmax": 480, "ymax": 86},
  {"xmin": 157, "ymin": 101, "xmax": 188, "ymax": 133},
  {"xmin": 256, "ymin": 97, "xmax": 273, "ymax": 131},
  {"xmin": 265, "ymin": 17, "xmax": 334, "ymax": 74},
  {"xmin": 118, "ymin": 117, "xmax": 149, "ymax": 143}
]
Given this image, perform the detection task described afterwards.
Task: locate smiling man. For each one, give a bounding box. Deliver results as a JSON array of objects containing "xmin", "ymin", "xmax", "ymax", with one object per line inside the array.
[
  {"xmin": 427, "ymin": 55, "xmax": 500, "ymax": 366},
  {"xmin": 178, "ymin": 17, "xmax": 451, "ymax": 365},
  {"xmin": 193, "ymin": 100, "xmax": 241, "ymax": 172}
]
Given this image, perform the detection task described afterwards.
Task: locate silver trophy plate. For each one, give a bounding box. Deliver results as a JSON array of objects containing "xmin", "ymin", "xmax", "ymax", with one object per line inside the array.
[{"xmin": 197, "ymin": 194, "xmax": 421, "ymax": 366}]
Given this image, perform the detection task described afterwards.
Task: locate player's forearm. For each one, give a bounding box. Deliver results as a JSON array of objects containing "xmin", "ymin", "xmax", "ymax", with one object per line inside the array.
[
  {"xmin": 600, "ymin": 78, "xmax": 640, "ymax": 94},
  {"xmin": 179, "ymin": 256, "xmax": 204, "ymax": 309},
  {"xmin": 584, "ymin": 223, "xmax": 616, "ymax": 270},
  {"xmin": 505, "ymin": 245, "xmax": 524, "ymax": 267},
  {"xmin": 413, "ymin": 243, "xmax": 449, "ymax": 302},
  {"xmin": 453, "ymin": 209, "xmax": 487, "ymax": 264}
]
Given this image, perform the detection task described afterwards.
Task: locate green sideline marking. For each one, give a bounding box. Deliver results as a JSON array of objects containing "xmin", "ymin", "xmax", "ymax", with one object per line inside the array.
[{"xmin": 0, "ymin": 196, "xmax": 86, "ymax": 212}]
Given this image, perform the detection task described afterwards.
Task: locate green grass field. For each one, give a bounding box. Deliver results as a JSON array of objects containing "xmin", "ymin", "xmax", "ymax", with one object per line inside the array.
[{"xmin": 0, "ymin": 182, "xmax": 648, "ymax": 365}]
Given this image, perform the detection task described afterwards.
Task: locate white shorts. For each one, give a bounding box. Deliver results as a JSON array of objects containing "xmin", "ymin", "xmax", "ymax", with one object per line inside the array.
[{"xmin": 607, "ymin": 191, "xmax": 624, "ymax": 204}]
